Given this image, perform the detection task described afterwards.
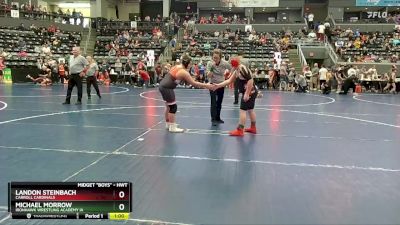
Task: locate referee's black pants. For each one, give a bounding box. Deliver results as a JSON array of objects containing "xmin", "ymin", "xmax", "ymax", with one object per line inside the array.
[
  {"xmin": 65, "ymin": 73, "xmax": 83, "ymax": 103},
  {"xmin": 340, "ymin": 78, "xmax": 356, "ymax": 94},
  {"xmin": 210, "ymin": 87, "xmax": 225, "ymax": 121}
]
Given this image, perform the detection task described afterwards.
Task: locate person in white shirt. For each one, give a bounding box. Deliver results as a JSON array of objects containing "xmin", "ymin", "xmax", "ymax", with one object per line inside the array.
[
  {"xmin": 248, "ymin": 31, "xmax": 255, "ymax": 41},
  {"xmin": 41, "ymin": 44, "xmax": 51, "ymax": 56},
  {"xmin": 359, "ymin": 66, "xmax": 372, "ymax": 91},
  {"xmin": 335, "ymin": 40, "xmax": 344, "ymax": 51},
  {"xmin": 345, "ymin": 27, "xmax": 353, "ymax": 36},
  {"xmin": 369, "ymin": 65, "xmax": 378, "ymax": 80},
  {"xmin": 274, "ymin": 55, "xmax": 282, "ymax": 70},
  {"xmin": 360, "ymin": 66, "xmax": 369, "ymax": 80},
  {"xmin": 347, "ymin": 65, "xmax": 357, "ymax": 78},
  {"xmin": 308, "ymin": 30, "xmax": 317, "ymax": 39},
  {"xmin": 354, "ymin": 66, "xmax": 361, "ymax": 80},
  {"xmin": 303, "ymin": 66, "xmax": 312, "ymax": 84},
  {"xmin": 308, "ymin": 13, "xmax": 314, "ymax": 29},
  {"xmin": 319, "ymin": 65, "xmax": 328, "ymax": 89},
  {"xmin": 0, "ymin": 48, "xmax": 9, "ymax": 58},
  {"xmin": 295, "ymin": 73, "xmax": 307, "ymax": 93},
  {"xmin": 317, "ymin": 23, "xmax": 326, "ymax": 41},
  {"xmin": 114, "ymin": 59, "xmax": 123, "ymax": 81}
]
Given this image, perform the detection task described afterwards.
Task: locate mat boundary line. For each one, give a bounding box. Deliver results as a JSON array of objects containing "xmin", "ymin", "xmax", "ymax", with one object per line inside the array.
[{"xmin": 1, "ymin": 145, "xmax": 399, "ymax": 173}]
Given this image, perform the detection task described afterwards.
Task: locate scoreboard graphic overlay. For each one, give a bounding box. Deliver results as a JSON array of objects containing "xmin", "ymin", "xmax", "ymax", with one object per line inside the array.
[{"xmin": 8, "ymin": 182, "xmax": 132, "ymax": 220}]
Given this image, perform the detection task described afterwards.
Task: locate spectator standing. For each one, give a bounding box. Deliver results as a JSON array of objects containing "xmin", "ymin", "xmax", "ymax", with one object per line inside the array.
[
  {"xmin": 311, "ymin": 63, "xmax": 319, "ymax": 90},
  {"xmin": 317, "ymin": 22, "xmax": 326, "ymax": 41},
  {"xmin": 308, "ymin": 12, "xmax": 314, "ymax": 29},
  {"xmin": 319, "ymin": 65, "xmax": 328, "ymax": 89}
]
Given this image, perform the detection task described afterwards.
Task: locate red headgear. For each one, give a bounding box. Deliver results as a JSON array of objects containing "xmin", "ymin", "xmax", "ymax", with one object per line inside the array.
[{"xmin": 231, "ymin": 58, "xmax": 240, "ymax": 68}]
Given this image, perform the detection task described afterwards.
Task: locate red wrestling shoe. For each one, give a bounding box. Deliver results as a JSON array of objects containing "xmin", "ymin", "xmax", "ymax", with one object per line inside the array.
[
  {"xmin": 229, "ymin": 128, "xmax": 244, "ymax": 137},
  {"xmin": 244, "ymin": 127, "xmax": 257, "ymax": 134}
]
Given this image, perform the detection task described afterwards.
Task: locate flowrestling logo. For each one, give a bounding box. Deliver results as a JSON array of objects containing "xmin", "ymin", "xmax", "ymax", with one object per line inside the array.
[{"xmin": 367, "ymin": 11, "xmax": 388, "ymax": 18}]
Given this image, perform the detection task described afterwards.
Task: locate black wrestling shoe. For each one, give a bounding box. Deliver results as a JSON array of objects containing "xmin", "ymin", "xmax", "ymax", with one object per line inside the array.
[
  {"xmin": 62, "ymin": 101, "xmax": 70, "ymax": 105},
  {"xmin": 75, "ymin": 101, "xmax": 82, "ymax": 105},
  {"xmin": 216, "ymin": 119, "xmax": 224, "ymax": 124}
]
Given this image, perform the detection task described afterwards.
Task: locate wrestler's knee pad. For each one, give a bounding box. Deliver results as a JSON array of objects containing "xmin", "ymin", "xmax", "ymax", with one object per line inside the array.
[{"xmin": 169, "ymin": 104, "xmax": 177, "ymax": 114}]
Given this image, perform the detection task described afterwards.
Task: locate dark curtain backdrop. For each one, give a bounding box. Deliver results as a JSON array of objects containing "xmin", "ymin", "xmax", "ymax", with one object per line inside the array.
[{"xmin": 140, "ymin": 0, "xmax": 163, "ymax": 19}]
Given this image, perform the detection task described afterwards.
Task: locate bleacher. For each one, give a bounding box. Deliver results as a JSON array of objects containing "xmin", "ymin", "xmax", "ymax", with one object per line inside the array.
[
  {"xmin": 93, "ymin": 29, "xmax": 166, "ymax": 70},
  {"xmin": 331, "ymin": 31, "xmax": 400, "ymax": 63},
  {"xmin": 178, "ymin": 32, "xmax": 288, "ymax": 58},
  {"xmin": 0, "ymin": 26, "xmax": 81, "ymax": 68},
  {"xmin": 174, "ymin": 31, "xmax": 290, "ymax": 73}
]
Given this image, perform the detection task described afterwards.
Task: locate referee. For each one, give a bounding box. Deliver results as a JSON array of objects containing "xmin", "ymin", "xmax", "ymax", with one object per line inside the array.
[
  {"xmin": 207, "ymin": 49, "xmax": 231, "ymax": 126},
  {"xmin": 63, "ymin": 47, "xmax": 88, "ymax": 105}
]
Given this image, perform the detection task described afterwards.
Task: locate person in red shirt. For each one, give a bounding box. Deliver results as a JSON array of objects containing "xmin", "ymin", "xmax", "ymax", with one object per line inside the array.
[
  {"xmin": 47, "ymin": 24, "xmax": 55, "ymax": 33},
  {"xmin": 136, "ymin": 59, "xmax": 149, "ymax": 87},
  {"xmin": 58, "ymin": 61, "xmax": 68, "ymax": 84},
  {"xmin": 152, "ymin": 27, "xmax": 158, "ymax": 36},
  {"xmin": 137, "ymin": 59, "xmax": 146, "ymax": 71},
  {"xmin": 139, "ymin": 70, "xmax": 150, "ymax": 87},
  {"xmin": 217, "ymin": 14, "xmax": 223, "ymax": 24}
]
